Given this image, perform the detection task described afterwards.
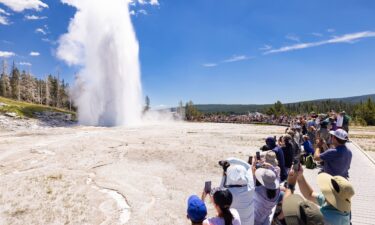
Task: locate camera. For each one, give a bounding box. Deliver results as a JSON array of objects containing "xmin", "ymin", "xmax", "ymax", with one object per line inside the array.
[{"xmin": 218, "ymin": 160, "xmax": 230, "ymax": 172}]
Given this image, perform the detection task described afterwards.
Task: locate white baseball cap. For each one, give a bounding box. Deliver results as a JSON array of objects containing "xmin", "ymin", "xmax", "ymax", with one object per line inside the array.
[{"xmin": 329, "ymin": 129, "xmax": 349, "ymax": 141}]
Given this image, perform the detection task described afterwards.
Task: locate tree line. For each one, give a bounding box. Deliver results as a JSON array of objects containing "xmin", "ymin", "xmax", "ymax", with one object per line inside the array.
[
  {"xmin": 0, "ymin": 60, "xmax": 72, "ymax": 110},
  {"xmin": 265, "ymin": 99, "xmax": 375, "ymax": 126},
  {"xmin": 185, "ymin": 98, "xmax": 375, "ymax": 126}
]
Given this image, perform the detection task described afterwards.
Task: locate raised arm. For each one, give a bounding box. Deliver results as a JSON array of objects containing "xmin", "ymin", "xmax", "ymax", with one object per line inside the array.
[{"xmin": 297, "ymin": 174, "xmax": 319, "ymax": 204}]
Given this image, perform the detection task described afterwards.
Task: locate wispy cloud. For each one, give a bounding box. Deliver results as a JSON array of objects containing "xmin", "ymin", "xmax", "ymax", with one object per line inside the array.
[
  {"xmin": 0, "ymin": 51, "xmax": 15, "ymax": 57},
  {"xmin": 131, "ymin": 0, "xmax": 159, "ymax": 5},
  {"xmin": 203, "ymin": 55, "xmax": 250, "ymax": 68},
  {"xmin": 285, "ymin": 33, "xmax": 300, "ymax": 42},
  {"xmin": 0, "ymin": 8, "xmax": 9, "ymax": 15},
  {"xmin": 25, "ymin": 14, "xmax": 47, "ymax": 20},
  {"xmin": 30, "ymin": 51, "xmax": 40, "ymax": 56},
  {"xmin": 264, "ymin": 31, "xmax": 375, "ymax": 54},
  {"xmin": 222, "ymin": 55, "xmax": 249, "ymax": 63},
  {"xmin": 130, "ymin": 9, "xmax": 148, "ymax": 16},
  {"xmin": 19, "ymin": 62, "xmax": 32, "ymax": 66},
  {"xmin": 202, "ymin": 63, "xmax": 218, "ymax": 67},
  {"xmin": 327, "ymin": 28, "xmax": 335, "ymax": 33},
  {"xmin": 149, "ymin": 0, "xmax": 159, "ymax": 5},
  {"xmin": 35, "ymin": 27, "xmax": 46, "ymax": 35},
  {"xmin": 311, "ymin": 32, "xmax": 323, "ymax": 37},
  {"xmin": 0, "ymin": 8, "xmax": 10, "ymax": 25},
  {"xmin": 259, "ymin": 45, "xmax": 272, "ymax": 51},
  {"xmin": 138, "ymin": 9, "xmax": 147, "ymax": 15},
  {"xmin": 0, "ymin": 0, "xmax": 48, "ymax": 12},
  {"xmin": 0, "ymin": 15, "xmax": 8, "ymax": 25}
]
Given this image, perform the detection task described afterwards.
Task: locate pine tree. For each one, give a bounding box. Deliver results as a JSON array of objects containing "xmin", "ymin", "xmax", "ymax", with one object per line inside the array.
[{"xmin": 10, "ymin": 62, "xmax": 20, "ymax": 100}]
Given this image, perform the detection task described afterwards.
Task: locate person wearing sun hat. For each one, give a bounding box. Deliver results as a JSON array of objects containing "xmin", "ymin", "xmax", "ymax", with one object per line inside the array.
[
  {"xmin": 253, "ymin": 168, "xmax": 281, "ymax": 225},
  {"xmin": 292, "ymin": 165, "xmax": 354, "ymax": 225},
  {"xmin": 314, "ymin": 128, "xmax": 352, "ymax": 179},
  {"xmin": 219, "ymin": 157, "xmax": 255, "ymax": 225},
  {"xmin": 281, "ymin": 168, "xmax": 324, "ymax": 225}
]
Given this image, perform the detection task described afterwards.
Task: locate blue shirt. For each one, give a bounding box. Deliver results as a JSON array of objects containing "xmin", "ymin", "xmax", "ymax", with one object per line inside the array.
[
  {"xmin": 320, "ymin": 145, "xmax": 352, "ymax": 178},
  {"xmin": 316, "ymin": 193, "xmax": 350, "ymax": 225},
  {"xmin": 303, "ymin": 140, "xmax": 314, "ymax": 155}
]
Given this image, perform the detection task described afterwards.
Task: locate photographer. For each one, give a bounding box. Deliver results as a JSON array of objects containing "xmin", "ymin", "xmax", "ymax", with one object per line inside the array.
[{"xmin": 219, "ymin": 158, "xmax": 255, "ymax": 225}]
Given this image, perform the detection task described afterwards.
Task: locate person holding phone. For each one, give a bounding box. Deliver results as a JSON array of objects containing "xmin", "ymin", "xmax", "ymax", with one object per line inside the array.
[
  {"xmin": 219, "ymin": 158, "xmax": 255, "ymax": 225},
  {"xmin": 265, "ymin": 137, "xmax": 287, "ymax": 182},
  {"xmin": 201, "ymin": 188, "xmax": 241, "ymax": 225},
  {"xmin": 287, "ymin": 165, "xmax": 354, "ymax": 225},
  {"xmin": 252, "ymin": 168, "xmax": 281, "ymax": 225}
]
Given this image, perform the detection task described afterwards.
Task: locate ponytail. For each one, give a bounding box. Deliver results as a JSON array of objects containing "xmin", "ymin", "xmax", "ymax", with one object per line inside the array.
[
  {"xmin": 213, "ymin": 189, "xmax": 234, "ymax": 225},
  {"xmin": 220, "ymin": 206, "xmax": 234, "ymax": 225}
]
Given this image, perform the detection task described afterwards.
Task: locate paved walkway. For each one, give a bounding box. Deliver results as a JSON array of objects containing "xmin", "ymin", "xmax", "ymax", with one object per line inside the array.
[{"xmin": 298, "ymin": 142, "xmax": 375, "ymax": 225}]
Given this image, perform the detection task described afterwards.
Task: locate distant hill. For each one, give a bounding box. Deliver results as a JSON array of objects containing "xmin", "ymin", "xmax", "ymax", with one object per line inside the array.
[
  {"xmin": 310, "ymin": 94, "xmax": 375, "ymax": 104},
  {"xmin": 195, "ymin": 94, "xmax": 375, "ymax": 114}
]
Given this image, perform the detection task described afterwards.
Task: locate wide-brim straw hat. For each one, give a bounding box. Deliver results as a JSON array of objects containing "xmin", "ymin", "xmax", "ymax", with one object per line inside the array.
[{"xmin": 317, "ymin": 173, "xmax": 354, "ymax": 213}]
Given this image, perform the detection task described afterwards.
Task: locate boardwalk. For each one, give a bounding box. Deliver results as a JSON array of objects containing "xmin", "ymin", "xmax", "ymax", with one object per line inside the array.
[{"xmin": 298, "ymin": 142, "xmax": 375, "ymax": 225}]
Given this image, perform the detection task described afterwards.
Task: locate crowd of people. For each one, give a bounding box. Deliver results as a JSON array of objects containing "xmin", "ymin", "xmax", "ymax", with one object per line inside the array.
[
  {"xmin": 199, "ymin": 113, "xmax": 292, "ymax": 125},
  {"xmin": 196, "ymin": 111, "xmax": 351, "ymax": 133},
  {"xmin": 186, "ymin": 112, "xmax": 354, "ymax": 225}
]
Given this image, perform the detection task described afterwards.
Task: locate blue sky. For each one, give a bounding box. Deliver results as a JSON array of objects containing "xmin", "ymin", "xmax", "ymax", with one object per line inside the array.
[{"xmin": 0, "ymin": 0, "xmax": 375, "ymax": 107}]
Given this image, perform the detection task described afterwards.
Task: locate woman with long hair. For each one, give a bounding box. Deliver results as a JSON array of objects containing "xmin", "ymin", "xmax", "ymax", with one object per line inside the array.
[{"xmin": 202, "ymin": 188, "xmax": 241, "ymax": 225}]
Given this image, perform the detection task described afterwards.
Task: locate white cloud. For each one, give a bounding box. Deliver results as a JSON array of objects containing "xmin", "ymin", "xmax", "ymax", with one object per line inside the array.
[
  {"xmin": 264, "ymin": 31, "xmax": 375, "ymax": 54},
  {"xmin": 259, "ymin": 44, "xmax": 272, "ymax": 51},
  {"xmin": 130, "ymin": 0, "xmax": 158, "ymax": 5},
  {"xmin": 25, "ymin": 14, "xmax": 47, "ymax": 20},
  {"xmin": 0, "ymin": 8, "xmax": 10, "ymax": 25},
  {"xmin": 130, "ymin": 9, "xmax": 149, "ymax": 16},
  {"xmin": 0, "ymin": 14, "xmax": 8, "ymax": 24},
  {"xmin": 0, "ymin": 51, "xmax": 15, "ymax": 57},
  {"xmin": 19, "ymin": 62, "xmax": 32, "ymax": 66},
  {"xmin": 222, "ymin": 55, "xmax": 249, "ymax": 63},
  {"xmin": 327, "ymin": 28, "xmax": 335, "ymax": 33},
  {"xmin": 138, "ymin": 9, "xmax": 147, "ymax": 15},
  {"xmin": 202, "ymin": 55, "xmax": 250, "ymax": 67},
  {"xmin": 285, "ymin": 33, "xmax": 300, "ymax": 42},
  {"xmin": 202, "ymin": 63, "xmax": 217, "ymax": 67},
  {"xmin": 311, "ymin": 32, "xmax": 323, "ymax": 37},
  {"xmin": 41, "ymin": 37, "xmax": 51, "ymax": 43},
  {"xmin": 149, "ymin": 0, "xmax": 159, "ymax": 5},
  {"xmin": 35, "ymin": 27, "xmax": 46, "ymax": 35},
  {"xmin": 0, "ymin": 0, "xmax": 48, "ymax": 12},
  {"xmin": 30, "ymin": 51, "xmax": 40, "ymax": 56},
  {"xmin": 0, "ymin": 8, "xmax": 10, "ymax": 15}
]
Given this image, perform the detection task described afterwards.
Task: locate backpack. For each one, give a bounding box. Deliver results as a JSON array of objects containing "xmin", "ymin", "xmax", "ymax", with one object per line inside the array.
[{"xmin": 305, "ymin": 155, "xmax": 316, "ymax": 169}]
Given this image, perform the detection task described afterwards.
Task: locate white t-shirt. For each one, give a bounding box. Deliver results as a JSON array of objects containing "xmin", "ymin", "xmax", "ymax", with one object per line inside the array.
[
  {"xmin": 336, "ymin": 115, "xmax": 343, "ymax": 127},
  {"xmin": 204, "ymin": 208, "xmax": 241, "ymax": 225}
]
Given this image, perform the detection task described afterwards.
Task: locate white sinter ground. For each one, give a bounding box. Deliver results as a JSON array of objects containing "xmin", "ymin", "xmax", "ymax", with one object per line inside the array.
[{"xmin": 1, "ymin": 122, "xmax": 374, "ymax": 224}]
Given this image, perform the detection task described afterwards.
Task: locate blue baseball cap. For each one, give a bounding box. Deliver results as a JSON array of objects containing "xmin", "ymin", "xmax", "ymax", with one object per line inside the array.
[{"xmin": 187, "ymin": 195, "xmax": 207, "ymax": 223}]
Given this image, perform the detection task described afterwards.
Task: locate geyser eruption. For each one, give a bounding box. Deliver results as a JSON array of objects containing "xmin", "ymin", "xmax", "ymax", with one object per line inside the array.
[{"xmin": 57, "ymin": 0, "xmax": 142, "ymax": 126}]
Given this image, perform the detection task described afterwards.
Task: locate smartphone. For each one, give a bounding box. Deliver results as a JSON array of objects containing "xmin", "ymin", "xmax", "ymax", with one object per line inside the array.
[
  {"xmin": 204, "ymin": 181, "xmax": 212, "ymax": 194},
  {"xmin": 256, "ymin": 151, "xmax": 261, "ymax": 161},
  {"xmin": 293, "ymin": 159, "xmax": 300, "ymax": 172},
  {"xmin": 248, "ymin": 156, "xmax": 253, "ymax": 165}
]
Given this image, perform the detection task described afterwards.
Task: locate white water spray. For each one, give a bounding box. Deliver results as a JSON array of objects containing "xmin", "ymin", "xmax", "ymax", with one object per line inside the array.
[{"xmin": 57, "ymin": 0, "xmax": 142, "ymax": 126}]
